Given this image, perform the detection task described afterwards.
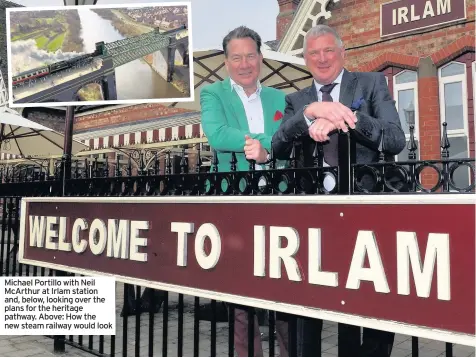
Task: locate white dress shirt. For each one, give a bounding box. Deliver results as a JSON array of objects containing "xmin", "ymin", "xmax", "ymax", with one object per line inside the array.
[
  {"xmin": 303, "ymin": 69, "xmax": 345, "ymax": 192},
  {"xmin": 230, "ymin": 78, "xmax": 265, "ymax": 171},
  {"xmin": 230, "ymin": 78, "xmax": 264, "ymax": 136}
]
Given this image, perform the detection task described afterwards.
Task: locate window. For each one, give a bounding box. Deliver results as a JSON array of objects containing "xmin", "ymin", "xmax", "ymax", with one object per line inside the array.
[
  {"xmin": 393, "ymin": 70, "xmax": 419, "ymax": 161},
  {"xmin": 438, "ymin": 61, "xmax": 469, "ymax": 189}
]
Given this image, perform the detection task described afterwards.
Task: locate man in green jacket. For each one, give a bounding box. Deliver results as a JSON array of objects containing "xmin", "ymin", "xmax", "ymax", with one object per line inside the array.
[
  {"xmin": 200, "ymin": 26, "xmax": 288, "ymax": 356},
  {"xmin": 200, "ymin": 27, "xmax": 286, "ymax": 173}
]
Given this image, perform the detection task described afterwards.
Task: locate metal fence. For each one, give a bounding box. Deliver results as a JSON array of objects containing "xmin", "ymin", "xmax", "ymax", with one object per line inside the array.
[{"xmin": 0, "ymin": 122, "xmax": 474, "ymax": 357}]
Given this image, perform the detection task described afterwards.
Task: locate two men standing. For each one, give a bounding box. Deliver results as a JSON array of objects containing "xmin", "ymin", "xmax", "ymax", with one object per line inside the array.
[
  {"xmin": 200, "ymin": 23, "xmax": 405, "ymax": 356},
  {"xmin": 200, "ymin": 26, "xmax": 289, "ymax": 356}
]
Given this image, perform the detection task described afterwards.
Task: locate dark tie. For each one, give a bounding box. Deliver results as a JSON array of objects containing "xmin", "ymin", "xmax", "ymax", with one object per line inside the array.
[{"xmin": 320, "ymin": 83, "xmax": 338, "ymax": 166}]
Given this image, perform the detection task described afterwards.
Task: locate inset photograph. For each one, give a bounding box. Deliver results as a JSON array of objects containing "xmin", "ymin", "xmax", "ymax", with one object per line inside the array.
[{"xmin": 6, "ymin": 2, "xmax": 193, "ymax": 107}]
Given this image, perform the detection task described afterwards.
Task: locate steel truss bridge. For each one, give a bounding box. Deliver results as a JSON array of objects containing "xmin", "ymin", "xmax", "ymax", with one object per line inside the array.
[{"xmin": 105, "ymin": 27, "xmax": 186, "ymax": 68}]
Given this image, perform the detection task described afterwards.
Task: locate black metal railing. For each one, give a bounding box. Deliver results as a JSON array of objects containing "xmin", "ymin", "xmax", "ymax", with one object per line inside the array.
[
  {"xmin": 0, "ymin": 121, "xmax": 474, "ymax": 357},
  {"xmin": 0, "ymin": 123, "xmax": 473, "ymax": 198}
]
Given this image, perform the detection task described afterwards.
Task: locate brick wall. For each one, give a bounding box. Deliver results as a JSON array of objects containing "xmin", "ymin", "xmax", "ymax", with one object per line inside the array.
[
  {"xmin": 418, "ymin": 75, "xmax": 441, "ymax": 187},
  {"xmin": 418, "ymin": 76, "xmax": 441, "ymax": 160},
  {"xmin": 325, "ymin": 0, "xmax": 475, "ymax": 71},
  {"xmin": 279, "ymin": 0, "xmax": 475, "ymax": 189},
  {"xmin": 343, "ymin": 4, "xmax": 473, "ymax": 191},
  {"xmin": 322, "ymin": 1, "xmax": 475, "ymax": 168},
  {"xmin": 277, "ymin": 0, "xmax": 300, "ymax": 40},
  {"xmin": 75, "ymin": 103, "xmax": 192, "ymax": 131}
]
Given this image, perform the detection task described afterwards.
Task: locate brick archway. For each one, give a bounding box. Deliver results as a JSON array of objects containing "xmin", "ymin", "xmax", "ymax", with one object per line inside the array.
[
  {"xmin": 431, "ymin": 35, "xmax": 475, "ymax": 67},
  {"xmin": 358, "ymin": 52, "xmax": 420, "ymax": 72}
]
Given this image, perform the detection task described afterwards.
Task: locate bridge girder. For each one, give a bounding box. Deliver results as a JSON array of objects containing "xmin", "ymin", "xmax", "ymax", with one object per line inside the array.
[
  {"xmin": 105, "ymin": 30, "xmax": 180, "ymax": 68},
  {"xmin": 105, "ymin": 29, "xmax": 159, "ymax": 50}
]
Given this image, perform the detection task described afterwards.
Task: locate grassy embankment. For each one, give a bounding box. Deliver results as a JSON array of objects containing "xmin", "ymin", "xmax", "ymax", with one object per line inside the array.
[
  {"xmin": 11, "ymin": 15, "xmax": 67, "ymax": 52},
  {"xmin": 11, "ymin": 11, "xmax": 82, "ymax": 53}
]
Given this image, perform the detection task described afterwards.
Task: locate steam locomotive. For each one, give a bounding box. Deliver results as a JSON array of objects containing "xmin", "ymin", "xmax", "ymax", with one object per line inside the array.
[{"xmin": 12, "ymin": 41, "xmax": 106, "ymax": 86}]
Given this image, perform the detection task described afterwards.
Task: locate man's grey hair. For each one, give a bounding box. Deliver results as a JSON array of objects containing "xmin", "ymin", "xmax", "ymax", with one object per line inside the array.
[
  {"xmin": 222, "ymin": 26, "xmax": 262, "ymax": 57},
  {"xmin": 303, "ymin": 25, "xmax": 344, "ymax": 53}
]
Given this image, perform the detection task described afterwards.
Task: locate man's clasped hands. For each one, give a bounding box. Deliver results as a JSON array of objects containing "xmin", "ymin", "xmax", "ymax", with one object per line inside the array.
[{"xmin": 244, "ymin": 101, "xmax": 358, "ymax": 163}]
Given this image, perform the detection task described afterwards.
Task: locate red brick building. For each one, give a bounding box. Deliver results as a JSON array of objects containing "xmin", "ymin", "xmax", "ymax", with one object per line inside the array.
[
  {"xmin": 59, "ymin": 0, "xmax": 474, "ymax": 183},
  {"xmin": 71, "ymin": 103, "xmax": 206, "ymax": 173},
  {"xmin": 276, "ymin": 0, "xmax": 474, "ymax": 186}
]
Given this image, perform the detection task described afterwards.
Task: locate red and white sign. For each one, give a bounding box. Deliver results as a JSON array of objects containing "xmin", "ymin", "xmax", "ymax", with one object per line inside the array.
[
  {"xmin": 18, "ymin": 195, "xmax": 475, "ymax": 346},
  {"xmin": 380, "ymin": 0, "xmax": 467, "ymax": 37}
]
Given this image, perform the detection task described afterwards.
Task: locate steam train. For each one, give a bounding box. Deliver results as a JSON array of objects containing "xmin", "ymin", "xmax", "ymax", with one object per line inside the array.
[{"xmin": 12, "ymin": 41, "xmax": 106, "ymax": 86}]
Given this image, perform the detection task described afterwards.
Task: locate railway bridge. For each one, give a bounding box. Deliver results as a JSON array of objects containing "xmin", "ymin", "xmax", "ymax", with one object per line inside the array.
[{"xmin": 12, "ymin": 26, "xmax": 188, "ymax": 104}]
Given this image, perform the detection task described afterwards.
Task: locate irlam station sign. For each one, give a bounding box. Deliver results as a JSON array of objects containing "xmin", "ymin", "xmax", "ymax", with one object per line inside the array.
[
  {"xmin": 18, "ymin": 195, "xmax": 475, "ymax": 346},
  {"xmin": 380, "ymin": 0, "xmax": 466, "ymax": 37}
]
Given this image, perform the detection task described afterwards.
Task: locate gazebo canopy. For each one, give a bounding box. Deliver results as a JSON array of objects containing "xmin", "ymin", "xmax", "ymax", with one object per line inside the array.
[
  {"xmin": 169, "ymin": 48, "xmax": 313, "ymax": 111},
  {"xmin": 0, "ymin": 106, "xmax": 88, "ymax": 157}
]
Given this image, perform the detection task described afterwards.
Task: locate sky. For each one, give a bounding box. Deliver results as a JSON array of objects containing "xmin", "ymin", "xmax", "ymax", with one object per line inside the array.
[{"xmin": 12, "ymin": 0, "xmax": 280, "ymax": 50}]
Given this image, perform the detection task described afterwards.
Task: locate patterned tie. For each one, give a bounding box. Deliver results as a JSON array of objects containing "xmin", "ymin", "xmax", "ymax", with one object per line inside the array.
[{"xmin": 320, "ymin": 83, "xmax": 338, "ymax": 166}]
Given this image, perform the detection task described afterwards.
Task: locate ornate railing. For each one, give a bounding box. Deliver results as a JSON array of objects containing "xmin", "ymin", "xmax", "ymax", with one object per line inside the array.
[{"xmin": 0, "ymin": 122, "xmax": 473, "ymax": 198}]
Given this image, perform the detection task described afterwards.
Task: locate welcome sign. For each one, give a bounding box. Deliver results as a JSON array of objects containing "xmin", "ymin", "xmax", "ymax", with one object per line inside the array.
[{"xmin": 18, "ymin": 195, "xmax": 475, "ymax": 346}]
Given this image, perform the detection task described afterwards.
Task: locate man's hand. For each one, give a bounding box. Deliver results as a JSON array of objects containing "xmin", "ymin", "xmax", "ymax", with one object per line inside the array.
[
  {"xmin": 244, "ymin": 135, "xmax": 268, "ymax": 163},
  {"xmin": 309, "ymin": 118, "xmax": 338, "ymax": 142},
  {"xmin": 304, "ymin": 102, "xmax": 357, "ymax": 132}
]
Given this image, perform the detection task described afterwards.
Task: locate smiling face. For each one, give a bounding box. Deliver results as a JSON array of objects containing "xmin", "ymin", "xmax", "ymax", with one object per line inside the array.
[
  {"xmin": 303, "ymin": 33, "xmax": 345, "ymax": 85},
  {"xmin": 224, "ymin": 37, "xmax": 262, "ymax": 93}
]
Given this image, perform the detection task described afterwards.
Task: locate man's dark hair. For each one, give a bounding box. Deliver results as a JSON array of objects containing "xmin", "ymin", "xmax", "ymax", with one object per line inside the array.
[{"xmin": 222, "ymin": 26, "xmax": 262, "ymax": 57}]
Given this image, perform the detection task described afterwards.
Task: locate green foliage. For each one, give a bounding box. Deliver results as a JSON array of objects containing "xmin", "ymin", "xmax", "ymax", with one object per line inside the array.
[
  {"xmin": 35, "ymin": 35, "xmax": 49, "ymax": 49},
  {"xmin": 10, "ymin": 13, "xmax": 68, "ymax": 52},
  {"xmin": 12, "ymin": 29, "xmax": 44, "ymax": 41},
  {"xmin": 47, "ymin": 32, "xmax": 66, "ymax": 52}
]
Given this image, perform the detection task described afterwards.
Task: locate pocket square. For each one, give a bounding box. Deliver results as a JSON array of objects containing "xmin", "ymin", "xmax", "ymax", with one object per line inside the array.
[
  {"xmin": 274, "ymin": 110, "xmax": 283, "ymax": 121},
  {"xmin": 351, "ymin": 97, "xmax": 365, "ymax": 111}
]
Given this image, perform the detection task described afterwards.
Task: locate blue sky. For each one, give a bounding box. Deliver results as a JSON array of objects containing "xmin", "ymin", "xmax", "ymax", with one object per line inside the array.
[{"xmin": 12, "ymin": 0, "xmax": 279, "ymax": 49}]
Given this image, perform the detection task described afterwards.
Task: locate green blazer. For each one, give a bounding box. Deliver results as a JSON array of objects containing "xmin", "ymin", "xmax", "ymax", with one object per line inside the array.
[{"xmin": 200, "ymin": 77, "xmax": 287, "ymax": 172}]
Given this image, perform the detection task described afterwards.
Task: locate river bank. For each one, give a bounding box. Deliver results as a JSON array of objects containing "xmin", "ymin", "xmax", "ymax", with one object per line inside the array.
[
  {"xmin": 91, "ymin": 9, "xmax": 152, "ymax": 37},
  {"xmin": 62, "ymin": 10, "xmax": 83, "ymax": 52},
  {"xmin": 111, "ymin": 9, "xmax": 154, "ymax": 35}
]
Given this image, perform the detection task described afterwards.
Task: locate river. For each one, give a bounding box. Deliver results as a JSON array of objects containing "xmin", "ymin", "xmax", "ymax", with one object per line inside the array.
[{"xmin": 77, "ymin": 8, "xmax": 183, "ymax": 101}]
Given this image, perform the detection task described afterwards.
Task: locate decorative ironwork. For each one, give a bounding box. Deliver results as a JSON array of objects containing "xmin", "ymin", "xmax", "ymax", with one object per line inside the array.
[
  {"xmin": 278, "ymin": 0, "xmax": 339, "ymax": 56},
  {"xmin": 0, "ymin": 122, "xmax": 472, "ymax": 197}
]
